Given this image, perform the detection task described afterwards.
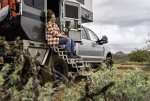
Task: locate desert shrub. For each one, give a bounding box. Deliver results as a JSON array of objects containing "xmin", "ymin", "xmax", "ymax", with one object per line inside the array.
[
  {"xmin": 0, "ymin": 38, "xmax": 54, "ymax": 101},
  {"xmin": 1, "ymin": 60, "xmax": 150, "ymax": 101},
  {"xmin": 64, "ymin": 82, "xmax": 85, "ymax": 101},
  {"xmin": 84, "ymin": 66, "xmax": 150, "ymax": 101},
  {"xmin": 128, "ymin": 49, "xmax": 150, "ymax": 62},
  {"xmin": 63, "ymin": 64, "xmax": 150, "ymax": 101},
  {"xmin": 1, "ymin": 37, "xmax": 150, "ymax": 101}
]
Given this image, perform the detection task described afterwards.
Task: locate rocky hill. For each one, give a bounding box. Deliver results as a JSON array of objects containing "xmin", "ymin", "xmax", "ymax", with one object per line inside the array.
[
  {"xmin": 113, "ymin": 51, "xmax": 128, "ymax": 62},
  {"xmin": 114, "ymin": 51, "xmax": 127, "ymax": 57}
]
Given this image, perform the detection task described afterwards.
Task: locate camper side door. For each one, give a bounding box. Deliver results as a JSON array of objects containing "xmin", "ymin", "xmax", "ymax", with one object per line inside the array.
[{"xmin": 21, "ymin": 0, "xmax": 45, "ymax": 41}]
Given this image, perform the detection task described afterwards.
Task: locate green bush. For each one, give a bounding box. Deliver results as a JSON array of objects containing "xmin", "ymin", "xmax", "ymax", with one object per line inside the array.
[
  {"xmin": 64, "ymin": 66, "xmax": 150, "ymax": 101},
  {"xmin": 1, "ymin": 37, "xmax": 150, "ymax": 100},
  {"xmin": 128, "ymin": 49, "xmax": 150, "ymax": 62}
]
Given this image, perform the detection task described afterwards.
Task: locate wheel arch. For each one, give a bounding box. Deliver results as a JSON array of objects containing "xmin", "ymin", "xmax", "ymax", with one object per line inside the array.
[{"xmin": 106, "ymin": 52, "xmax": 112, "ymax": 59}]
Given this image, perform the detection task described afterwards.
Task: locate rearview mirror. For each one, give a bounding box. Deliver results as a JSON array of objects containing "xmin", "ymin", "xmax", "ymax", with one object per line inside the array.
[{"xmin": 97, "ymin": 35, "xmax": 108, "ymax": 45}]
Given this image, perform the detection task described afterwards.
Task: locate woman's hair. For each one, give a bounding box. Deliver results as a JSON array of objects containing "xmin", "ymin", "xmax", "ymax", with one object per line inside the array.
[{"xmin": 47, "ymin": 9, "xmax": 54, "ymax": 20}]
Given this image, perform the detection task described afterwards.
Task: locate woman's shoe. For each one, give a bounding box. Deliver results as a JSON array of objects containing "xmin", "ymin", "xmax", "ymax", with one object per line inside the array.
[
  {"xmin": 67, "ymin": 53, "xmax": 74, "ymax": 58},
  {"xmin": 73, "ymin": 53, "xmax": 81, "ymax": 58}
]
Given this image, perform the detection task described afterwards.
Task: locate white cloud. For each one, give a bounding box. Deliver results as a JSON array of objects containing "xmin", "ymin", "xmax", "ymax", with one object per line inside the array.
[
  {"xmin": 84, "ymin": 0, "xmax": 150, "ymax": 53},
  {"xmin": 93, "ymin": 0, "xmax": 150, "ymax": 27}
]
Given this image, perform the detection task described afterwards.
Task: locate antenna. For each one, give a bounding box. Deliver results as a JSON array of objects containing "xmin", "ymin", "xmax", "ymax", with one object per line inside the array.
[
  {"xmin": 148, "ymin": 33, "xmax": 150, "ymax": 42},
  {"xmin": 99, "ymin": 24, "xmax": 101, "ymax": 37}
]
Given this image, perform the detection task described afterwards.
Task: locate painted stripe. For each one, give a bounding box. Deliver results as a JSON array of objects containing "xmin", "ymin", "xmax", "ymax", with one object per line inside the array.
[{"xmin": 22, "ymin": 11, "xmax": 44, "ymax": 21}]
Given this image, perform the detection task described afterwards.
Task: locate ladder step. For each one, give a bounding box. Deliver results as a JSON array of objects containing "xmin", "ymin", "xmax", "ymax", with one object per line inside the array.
[
  {"xmin": 78, "ymin": 71, "xmax": 92, "ymax": 76},
  {"xmin": 68, "ymin": 58, "xmax": 83, "ymax": 61},
  {"xmin": 50, "ymin": 45, "xmax": 89, "ymax": 71},
  {"xmin": 66, "ymin": 58, "xmax": 82, "ymax": 63},
  {"xmin": 58, "ymin": 51, "xmax": 67, "ymax": 56},
  {"xmin": 74, "ymin": 66, "xmax": 85, "ymax": 68},
  {"xmin": 72, "ymin": 64, "xmax": 85, "ymax": 68},
  {"xmin": 51, "ymin": 45, "xmax": 65, "ymax": 52}
]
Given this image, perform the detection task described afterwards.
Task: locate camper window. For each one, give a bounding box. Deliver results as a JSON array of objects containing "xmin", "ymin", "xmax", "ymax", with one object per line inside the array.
[{"xmin": 65, "ymin": 4, "xmax": 78, "ymax": 19}]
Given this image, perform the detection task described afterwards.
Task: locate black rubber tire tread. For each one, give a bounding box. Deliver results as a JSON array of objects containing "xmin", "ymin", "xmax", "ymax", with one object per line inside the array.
[
  {"xmin": 52, "ymin": 55, "xmax": 68, "ymax": 82},
  {"xmin": 106, "ymin": 57, "xmax": 113, "ymax": 69}
]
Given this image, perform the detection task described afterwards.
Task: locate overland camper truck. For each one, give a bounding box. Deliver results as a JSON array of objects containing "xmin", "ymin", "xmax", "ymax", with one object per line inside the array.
[{"xmin": 0, "ymin": 0, "xmax": 112, "ymax": 81}]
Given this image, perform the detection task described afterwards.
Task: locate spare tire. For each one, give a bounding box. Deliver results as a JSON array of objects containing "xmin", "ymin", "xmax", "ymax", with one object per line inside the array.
[
  {"xmin": 105, "ymin": 56, "xmax": 113, "ymax": 69},
  {"xmin": 51, "ymin": 55, "xmax": 68, "ymax": 83}
]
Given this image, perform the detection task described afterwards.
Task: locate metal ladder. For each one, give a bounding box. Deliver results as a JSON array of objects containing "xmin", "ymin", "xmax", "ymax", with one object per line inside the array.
[{"xmin": 50, "ymin": 45, "xmax": 92, "ymax": 76}]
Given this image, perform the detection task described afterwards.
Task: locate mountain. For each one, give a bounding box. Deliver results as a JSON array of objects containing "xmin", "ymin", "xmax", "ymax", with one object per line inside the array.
[
  {"xmin": 113, "ymin": 51, "xmax": 128, "ymax": 61},
  {"xmin": 114, "ymin": 51, "xmax": 127, "ymax": 56}
]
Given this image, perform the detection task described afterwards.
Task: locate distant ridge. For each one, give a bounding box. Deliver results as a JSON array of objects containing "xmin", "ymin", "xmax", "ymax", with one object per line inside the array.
[
  {"xmin": 113, "ymin": 51, "xmax": 128, "ymax": 62},
  {"xmin": 114, "ymin": 51, "xmax": 127, "ymax": 56}
]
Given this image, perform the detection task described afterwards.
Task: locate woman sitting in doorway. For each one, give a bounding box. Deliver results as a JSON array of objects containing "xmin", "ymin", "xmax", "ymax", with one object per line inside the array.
[{"xmin": 46, "ymin": 9, "xmax": 80, "ymax": 58}]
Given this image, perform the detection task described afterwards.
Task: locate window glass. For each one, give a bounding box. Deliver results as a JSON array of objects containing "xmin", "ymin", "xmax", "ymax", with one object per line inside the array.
[
  {"xmin": 65, "ymin": 4, "xmax": 78, "ymax": 19},
  {"xmin": 87, "ymin": 29, "xmax": 98, "ymax": 41},
  {"xmin": 82, "ymin": 28, "xmax": 88, "ymax": 39}
]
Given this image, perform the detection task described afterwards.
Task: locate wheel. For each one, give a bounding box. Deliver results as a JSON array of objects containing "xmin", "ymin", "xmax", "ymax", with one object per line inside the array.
[
  {"xmin": 51, "ymin": 55, "xmax": 69, "ymax": 83},
  {"xmin": 105, "ymin": 56, "xmax": 113, "ymax": 69}
]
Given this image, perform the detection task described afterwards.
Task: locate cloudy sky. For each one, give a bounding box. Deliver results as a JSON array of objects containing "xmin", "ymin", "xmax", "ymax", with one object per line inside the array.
[{"xmin": 84, "ymin": 0, "xmax": 150, "ymax": 53}]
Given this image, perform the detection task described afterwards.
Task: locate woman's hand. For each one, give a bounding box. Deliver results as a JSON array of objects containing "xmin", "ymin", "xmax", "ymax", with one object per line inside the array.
[
  {"xmin": 59, "ymin": 34, "xmax": 68, "ymax": 39},
  {"xmin": 63, "ymin": 35, "xmax": 69, "ymax": 39},
  {"xmin": 60, "ymin": 31, "xmax": 65, "ymax": 35}
]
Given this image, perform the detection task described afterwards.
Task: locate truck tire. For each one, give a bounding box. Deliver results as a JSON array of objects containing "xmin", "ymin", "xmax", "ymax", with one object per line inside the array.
[
  {"xmin": 52, "ymin": 55, "xmax": 68, "ymax": 83},
  {"xmin": 105, "ymin": 56, "xmax": 113, "ymax": 69}
]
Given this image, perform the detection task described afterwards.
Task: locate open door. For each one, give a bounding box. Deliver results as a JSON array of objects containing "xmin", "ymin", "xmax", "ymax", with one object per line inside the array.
[
  {"xmin": 47, "ymin": 0, "xmax": 62, "ymax": 29},
  {"xmin": 21, "ymin": 0, "xmax": 46, "ymax": 41}
]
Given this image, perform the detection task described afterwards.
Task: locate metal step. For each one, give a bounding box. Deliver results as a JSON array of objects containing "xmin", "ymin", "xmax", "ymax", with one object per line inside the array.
[
  {"xmin": 50, "ymin": 45, "xmax": 89, "ymax": 71},
  {"xmin": 71, "ymin": 63, "xmax": 84, "ymax": 68},
  {"xmin": 78, "ymin": 70, "xmax": 92, "ymax": 76},
  {"xmin": 58, "ymin": 51, "xmax": 67, "ymax": 56},
  {"xmin": 51, "ymin": 45, "xmax": 65, "ymax": 52},
  {"xmin": 63, "ymin": 57, "xmax": 84, "ymax": 64}
]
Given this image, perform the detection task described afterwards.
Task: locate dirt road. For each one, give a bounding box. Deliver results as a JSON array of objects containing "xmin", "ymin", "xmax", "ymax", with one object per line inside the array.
[{"xmin": 115, "ymin": 64, "xmax": 150, "ymax": 76}]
